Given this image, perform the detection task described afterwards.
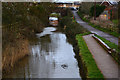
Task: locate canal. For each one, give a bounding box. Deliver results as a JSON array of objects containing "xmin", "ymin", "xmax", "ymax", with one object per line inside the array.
[{"xmin": 3, "ymin": 27, "xmax": 81, "ymax": 79}]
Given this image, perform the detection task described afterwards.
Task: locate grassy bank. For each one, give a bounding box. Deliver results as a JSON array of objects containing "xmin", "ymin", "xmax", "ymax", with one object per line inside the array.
[
  {"xmin": 59, "ymin": 9, "xmax": 104, "ymax": 79},
  {"xmin": 76, "ymin": 34, "xmax": 104, "ymax": 79},
  {"xmin": 77, "ymin": 11, "xmax": 120, "ymax": 38},
  {"xmin": 2, "ymin": 39, "xmax": 29, "ymax": 74},
  {"xmin": 59, "ymin": 9, "xmax": 88, "ymax": 79}
]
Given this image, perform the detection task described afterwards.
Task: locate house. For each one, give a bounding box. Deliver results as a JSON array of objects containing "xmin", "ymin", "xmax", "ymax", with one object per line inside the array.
[{"xmin": 99, "ymin": 0, "xmax": 118, "ymax": 20}]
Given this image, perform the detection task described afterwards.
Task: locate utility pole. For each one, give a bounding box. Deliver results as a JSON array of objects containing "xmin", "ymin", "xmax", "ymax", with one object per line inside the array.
[
  {"xmin": 118, "ymin": 2, "xmax": 120, "ymax": 53},
  {"xmin": 94, "ymin": 0, "xmax": 96, "ymax": 20}
]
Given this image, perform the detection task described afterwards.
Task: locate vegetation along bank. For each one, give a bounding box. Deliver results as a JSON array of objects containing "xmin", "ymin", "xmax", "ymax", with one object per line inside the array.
[
  {"xmin": 2, "ymin": 2, "xmax": 55, "ymax": 74},
  {"xmin": 59, "ymin": 8, "xmax": 104, "ymax": 79}
]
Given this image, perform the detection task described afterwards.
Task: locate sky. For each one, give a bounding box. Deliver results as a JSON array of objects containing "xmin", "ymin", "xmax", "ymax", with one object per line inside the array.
[
  {"xmin": 56, "ymin": 0, "xmax": 82, "ymax": 2},
  {"xmin": 1, "ymin": 0, "xmax": 119, "ymax": 2},
  {"xmin": 56, "ymin": 0, "xmax": 119, "ymax": 2}
]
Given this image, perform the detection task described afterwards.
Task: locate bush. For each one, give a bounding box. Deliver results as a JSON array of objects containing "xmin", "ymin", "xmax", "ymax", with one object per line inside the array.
[{"xmin": 59, "ymin": 16, "xmax": 88, "ymax": 39}]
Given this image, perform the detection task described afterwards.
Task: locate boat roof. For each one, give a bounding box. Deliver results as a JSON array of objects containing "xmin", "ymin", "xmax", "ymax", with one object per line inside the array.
[{"xmin": 49, "ymin": 17, "xmax": 58, "ymax": 21}]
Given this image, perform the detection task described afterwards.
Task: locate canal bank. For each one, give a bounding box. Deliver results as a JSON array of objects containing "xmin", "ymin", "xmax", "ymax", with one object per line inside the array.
[
  {"xmin": 58, "ymin": 12, "xmax": 88, "ymax": 79},
  {"xmin": 2, "ymin": 2, "xmax": 57, "ymax": 75},
  {"xmin": 3, "ymin": 27, "xmax": 81, "ymax": 78},
  {"xmin": 76, "ymin": 34, "xmax": 104, "ymax": 79},
  {"xmin": 2, "ymin": 15, "xmax": 46, "ymax": 75},
  {"xmin": 2, "ymin": 39, "xmax": 30, "ymax": 75},
  {"xmin": 58, "ymin": 9, "xmax": 105, "ymax": 79}
]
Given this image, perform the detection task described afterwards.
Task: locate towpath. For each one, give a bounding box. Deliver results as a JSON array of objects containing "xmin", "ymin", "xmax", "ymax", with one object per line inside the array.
[{"xmin": 83, "ymin": 34, "xmax": 119, "ymax": 79}]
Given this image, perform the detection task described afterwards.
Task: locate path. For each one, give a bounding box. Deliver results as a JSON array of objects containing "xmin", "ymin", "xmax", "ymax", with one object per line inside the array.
[
  {"xmin": 83, "ymin": 34, "xmax": 119, "ymax": 78},
  {"xmin": 72, "ymin": 11, "xmax": 118, "ymax": 45}
]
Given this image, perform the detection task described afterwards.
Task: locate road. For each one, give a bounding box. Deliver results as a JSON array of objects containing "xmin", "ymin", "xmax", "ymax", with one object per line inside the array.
[{"xmin": 72, "ymin": 11, "xmax": 118, "ymax": 45}]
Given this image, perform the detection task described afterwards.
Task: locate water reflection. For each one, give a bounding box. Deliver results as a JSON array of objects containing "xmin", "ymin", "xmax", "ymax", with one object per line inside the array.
[{"xmin": 4, "ymin": 27, "xmax": 81, "ymax": 78}]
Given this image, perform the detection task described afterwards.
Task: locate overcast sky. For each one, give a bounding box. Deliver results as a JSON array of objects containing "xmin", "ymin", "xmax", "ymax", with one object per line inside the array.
[
  {"xmin": 56, "ymin": 0, "xmax": 119, "ymax": 2},
  {"xmin": 57, "ymin": 0, "xmax": 119, "ymax": 2},
  {"xmin": 56, "ymin": 0, "xmax": 82, "ymax": 2},
  {"xmin": 1, "ymin": 0, "xmax": 119, "ymax": 2}
]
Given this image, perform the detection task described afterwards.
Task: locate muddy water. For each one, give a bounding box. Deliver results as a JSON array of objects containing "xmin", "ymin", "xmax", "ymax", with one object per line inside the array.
[{"xmin": 4, "ymin": 27, "xmax": 81, "ymax": 78}]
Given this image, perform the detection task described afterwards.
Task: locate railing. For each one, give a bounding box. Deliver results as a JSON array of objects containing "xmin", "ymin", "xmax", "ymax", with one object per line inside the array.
[
  {"xmin": 92, "ymin": 34, "xmax": 120, "ymax": 64},
  {"xmin": 92, "ymin": 35, "xmax": 112, "ymax": 54}
]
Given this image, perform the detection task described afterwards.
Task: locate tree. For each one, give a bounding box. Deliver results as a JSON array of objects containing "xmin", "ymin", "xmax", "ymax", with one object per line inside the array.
[
  {"xmin": 2, "ymin": 2, "xmax": 30, "ymax": 25},
  {"xmin": 29, "ymin": 2, "xmax": 55, "ymax": 25},
  {"xmin": 79, "ymin": 2, "xmax": 94, "ymax": 15},
  {"xmin": 118, "ymin": 2, "xmax": 120, "ymax": 33},
  {"xmin": 90, "ymin": 5, "xmax": 106, "ymax": 17},
  {"xmin": 118, "ymin": 2, "xmax": 120, "ymax": 50}
]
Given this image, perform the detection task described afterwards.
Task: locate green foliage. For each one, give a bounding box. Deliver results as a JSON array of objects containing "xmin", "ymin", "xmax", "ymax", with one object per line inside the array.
[
  {"xmin": 49, "ymin": 13, "xmax": 60, "ymax": 17},
  {"xmin": 77, "ymin": 11, "xmax": 89, "ymax": 23},
  {"xmin": 60, "ymin": 16, "xmax": 87, "ymax": 38},
  {"xmin": 2, "ymin": 3, "xmax": 29, "ymax": 25},
  {"xmin": 29, "ymin": 3, "xmax": 55, "ymax": 25},
  {"xmin": 112, "ymin": 20, "xmax": 118, "ymax": 25},
  {"xmin": 77, "ymin": 11, "xmax": 84, "ymax": 19},
  {"xmin": 59, "ymin": 9, "xmax": 88, "ymax": 37},
  {"xmin": 118, "ymin": 2, "xmax": 120, "ymax": 34},
  {"xmin": 2, "ymin": 2, "xmax": 55, "ymax": 50},
  {"xmin": 79, "ymin": 2, "xmax": 94, "ymax": 15},
  {"xmin": 90, "ymin": 5, "xmax": 106, "ymax": 17},
  {"xmin": 76, "ymin": 34, "xmax": 104, "ymax": 78}
]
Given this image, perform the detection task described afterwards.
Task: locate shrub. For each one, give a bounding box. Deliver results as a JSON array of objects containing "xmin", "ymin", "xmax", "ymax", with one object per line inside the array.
[{"xmin": 60, "ymin": 16, "xmax": 88, "ymax": 38}]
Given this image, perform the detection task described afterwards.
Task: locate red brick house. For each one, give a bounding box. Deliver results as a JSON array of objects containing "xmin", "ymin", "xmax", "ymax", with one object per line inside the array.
[{"xmin": 100, "ymin": 0, "xmax": 118, "ymax": 20}]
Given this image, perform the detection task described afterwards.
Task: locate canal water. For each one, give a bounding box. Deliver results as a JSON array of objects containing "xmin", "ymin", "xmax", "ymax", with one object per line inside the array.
[{"xmin": 4, "ymin": 27, "xmax": 81, "ymax": 78}]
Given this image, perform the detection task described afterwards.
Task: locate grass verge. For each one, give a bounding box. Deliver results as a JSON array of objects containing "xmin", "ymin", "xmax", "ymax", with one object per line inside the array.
[{"xmin": 76, "ymin": 34, "xmax": 104, "ymax": 79}]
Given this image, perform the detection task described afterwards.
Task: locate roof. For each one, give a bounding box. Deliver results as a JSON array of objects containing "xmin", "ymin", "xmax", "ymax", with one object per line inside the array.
[
  {"xmin": 100, "ymin": 0, "xmax": 118, "ymax": 6},
  {"xmin": 109, "ymin": 1, "xmax": 118, "ymax": 5},
  {"xmin": 49, "ymin": 17, "xmax": 58, "ymax": 21}
]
